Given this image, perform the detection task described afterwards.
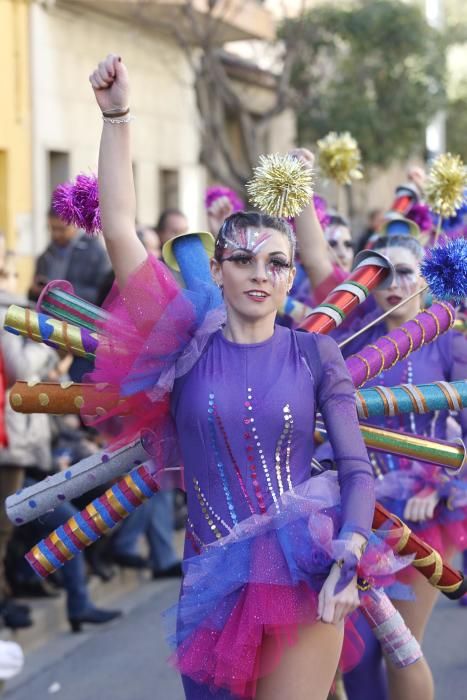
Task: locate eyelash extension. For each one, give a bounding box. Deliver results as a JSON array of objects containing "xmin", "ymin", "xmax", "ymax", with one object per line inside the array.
[
  {"xmin": 270, "ymin": 259, "xmax": 291, "ymax": 269},
  {"xmin": 225, "ymin": 255, "xmax": 291, "ymax": 269}
]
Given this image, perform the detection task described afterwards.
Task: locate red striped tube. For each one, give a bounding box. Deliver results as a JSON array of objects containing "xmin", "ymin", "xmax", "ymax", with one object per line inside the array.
[{"xmin": 299, "ymin": 251, "xmax": 393, "ymax": 334}]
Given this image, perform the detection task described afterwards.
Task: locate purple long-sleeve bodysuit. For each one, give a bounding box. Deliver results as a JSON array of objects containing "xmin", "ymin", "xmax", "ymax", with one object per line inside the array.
[
  {"xmin": 170, "ymin": 325, "xmax": 375, "ymax": 698},
  {"xmin": 172, "ymin": 326, "xmax": 374, "ymax": 556}
]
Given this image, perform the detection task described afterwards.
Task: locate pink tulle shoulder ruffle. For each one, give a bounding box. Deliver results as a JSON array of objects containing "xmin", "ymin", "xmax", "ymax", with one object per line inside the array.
[{"xmin": 83, "ymin": 254, "xmax": 224, "ymax": 486}]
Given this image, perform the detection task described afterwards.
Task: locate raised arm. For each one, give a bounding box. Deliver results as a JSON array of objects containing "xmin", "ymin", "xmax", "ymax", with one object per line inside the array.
[
  {"xmin": 289, "ymin": 148, "xmax": 334, "ymax": 287},
  {"xmin": 89, "ymin": 54, "xmax": 147, "ymax": 287}
]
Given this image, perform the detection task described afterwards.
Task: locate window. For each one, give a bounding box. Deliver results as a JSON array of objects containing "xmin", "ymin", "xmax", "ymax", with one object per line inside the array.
[
  {"xmin": 159, "ymin": 169, "xmax": 179, "ymax": 210},
  {"xmin": 48, "ymin": 151, "xmax": 70, "ymax": 203}
]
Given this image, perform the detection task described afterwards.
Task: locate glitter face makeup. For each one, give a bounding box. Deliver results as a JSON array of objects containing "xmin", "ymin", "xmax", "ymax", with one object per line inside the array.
[
  {"xmin": 325, "ymin": 224, "xmax": 354, "ymax": 272},
  {"xmin": 222, "ymin": 226, "xmax": 272, "ymax": 256},
  {"xmin": 220, "ymin": 227, "xmax": 292, "ymax": 287}
]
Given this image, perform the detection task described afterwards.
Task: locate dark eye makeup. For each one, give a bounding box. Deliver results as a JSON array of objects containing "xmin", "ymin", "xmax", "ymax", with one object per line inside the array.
[{"xmin": 328, "ymin": 240, "xmax": 354, "ymax": 250}]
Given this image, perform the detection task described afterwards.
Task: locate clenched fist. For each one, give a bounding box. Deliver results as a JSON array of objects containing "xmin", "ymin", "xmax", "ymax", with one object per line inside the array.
[{"xmin": 89, "ymin": 54, "xmax": 129, "ymax": 114}]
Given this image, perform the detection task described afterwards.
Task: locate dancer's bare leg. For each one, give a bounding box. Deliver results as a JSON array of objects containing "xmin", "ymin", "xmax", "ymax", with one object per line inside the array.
[
  {"xmin": 256, "ymin": 621, "xmax": 344, "ymax": 700},
  {"xmin": 385, "ymin": 542, "xmax": 456, "ymax": 700}
]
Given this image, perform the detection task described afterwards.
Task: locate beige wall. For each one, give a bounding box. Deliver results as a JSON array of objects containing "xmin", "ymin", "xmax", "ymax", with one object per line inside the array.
[
  {"xmin": 29, "ymin": 1, "xmax": 207, "ymax": 258},
  {"xmin": 0, "ymin": 0, "xmax": 33, "ymax": 291}
]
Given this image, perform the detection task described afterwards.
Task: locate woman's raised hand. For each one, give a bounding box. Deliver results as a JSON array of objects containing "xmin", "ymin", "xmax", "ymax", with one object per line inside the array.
[
  {"xmin": 288, "ymin": 148, "xmax": 315, "ymax": 172},
  {"xmin": 89, "ymin": 54, "xmax": 129, "ymax": 114}
]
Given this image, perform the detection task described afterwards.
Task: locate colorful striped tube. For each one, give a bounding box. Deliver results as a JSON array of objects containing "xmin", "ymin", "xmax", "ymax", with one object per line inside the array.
[
  {"xmin": 9, "ymin": 381, "xmax": 126, "ymax": 416},
  {"xmin": 4, "ymin": 305, "xmax": 99, "ymax": 360},
  {"xmin": 346, "ymin": 302, "xmax": 455, "ymax": 389},
  {"xmin": 6, "ymin": 438, "xmax": 148, "ymax": 526},
  {"xmin": 315, "ymin": 423, "xmax": 465, "ymax": 473},
  {"xmin": 356, "ymin": 380, "xmax": 467, "ymax": 419},
  {"xmin": 360, "ymin": 588, "xmax": 422, "ymax": 667},
  {"xmin": 373, "ymin": 502, "xmax": 467, "ymax": 599},
  {"xmin": 25, "ymin": 464, "xmax": 160, "ymax": 578},
  {"xmin": 38, "ymin": 281, "xmax": 108, "ymax": 333},
  {"xmin": 299, "ymin": 251, "xmax": 394, "ymax": 334},
  {"xmin": 11, "ymin": 378, "xmax": 467, "ymax": 424}
]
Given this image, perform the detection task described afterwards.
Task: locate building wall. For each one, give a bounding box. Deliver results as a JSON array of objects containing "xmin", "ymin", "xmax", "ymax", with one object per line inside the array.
[
  {"xmin": 29, "ymin": 0, "xmax": 207, "ymax": 261},
  {"xmin": 0, "ymin": 0, "xmax": 33, "ymax": 289}
]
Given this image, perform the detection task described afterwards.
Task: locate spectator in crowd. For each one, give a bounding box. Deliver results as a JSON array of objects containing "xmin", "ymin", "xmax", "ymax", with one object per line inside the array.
[
  {"xmin": 356, "ymin": 208, "xmax": 385, "ymax": 253},
  {"xmin": 29, "ymin": 205, "xmax": 111, "ymax": 304},
  {"xmin": 155, "ymin": 208, "xmax": 188, "ymax": 247},
  {"xmin": 0, "ymin": 241, "xmax": 34, "ymax": 629},
  {"xmin": 137, "ymin": 225, "xmax": 161, "ymax": 259},
  {"xmin": 1, "ymin": 249, "xmax": 121, "ymax": 632}
]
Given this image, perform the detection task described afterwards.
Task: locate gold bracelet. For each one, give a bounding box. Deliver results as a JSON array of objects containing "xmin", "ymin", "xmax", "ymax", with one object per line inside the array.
[{"xmin": 102, "ymin": 106, "xmax": 130, "ymax": 118}]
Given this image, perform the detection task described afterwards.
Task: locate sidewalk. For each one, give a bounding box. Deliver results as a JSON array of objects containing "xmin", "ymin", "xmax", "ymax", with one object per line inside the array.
[
  {"xmin": 2, "ymin": 529, "xmax": 185, "ymax": 653},
  {"xmin": 1, "ymin": 568, "xmax": 146, "ymax": 653}
]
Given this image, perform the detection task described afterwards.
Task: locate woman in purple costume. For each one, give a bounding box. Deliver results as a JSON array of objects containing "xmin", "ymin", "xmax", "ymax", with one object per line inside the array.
[
  {"xmin": 337, "ymin": 234, "xmax": 466, "ymax": 700},
  {"xmin": 87, "ymin": 54, "xmax": 413, "ymax": 700}
]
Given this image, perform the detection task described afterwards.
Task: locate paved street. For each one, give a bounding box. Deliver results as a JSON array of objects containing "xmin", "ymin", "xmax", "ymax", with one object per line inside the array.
[{"xmin": 3, "ymin": 580, "xmax": 467, "ymax": 700}]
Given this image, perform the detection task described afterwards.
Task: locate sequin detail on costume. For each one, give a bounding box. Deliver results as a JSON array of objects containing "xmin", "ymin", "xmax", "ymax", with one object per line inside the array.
[
  {"xmin": 186, "ymin": 518, "xmax": 204, "ymax": 553},
  {"xmin": 193, "ymin": 479, "xmax": 224, "ymax": 540},
  {"xmin": 274, "ymin": 404, "xmax": 294, "ymax": 493},
  {"xmin": 215, "ymin": 408, "xmax": 255, "ymax": 514},
  {"xmin": 207, "ymin": 393, "xmax": 238, "ymax": 526},
  {"xmin": 243, "ymin": 387, "xmax": 278, "ymax": 511}
]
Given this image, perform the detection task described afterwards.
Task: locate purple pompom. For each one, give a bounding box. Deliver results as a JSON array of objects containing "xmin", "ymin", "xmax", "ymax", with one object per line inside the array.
[
  {"xmin": 313, "ymin": 194, "xmax": 331, "ymax": 228},
  {"xmin": 407, "ymin": 203, "xmax": 434, "ymax": 234},
  {"xmin": 52, "ymin": 174, "xmax": 101, "ymax": 237},
  {"xmin": 421, "ymin": 238, "xmax": 467, "ymax": 301},
  {"xmin": 205, "ymin": 186, "xmax": 245, "ymax": 213},
  {"xmin": 52, "ymin": 182, "xmax": 80, "ymax": 226}
]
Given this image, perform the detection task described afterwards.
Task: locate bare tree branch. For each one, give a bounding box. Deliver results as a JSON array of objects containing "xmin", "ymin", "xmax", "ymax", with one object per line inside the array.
[{"xmin": 132, "ymin": 0, "xmax": 295, "ymax": 193}]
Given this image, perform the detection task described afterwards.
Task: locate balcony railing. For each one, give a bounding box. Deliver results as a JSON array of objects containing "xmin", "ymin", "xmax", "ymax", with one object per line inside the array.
[{"xmin": 60, "ymin": 0, "xmax": 275, "ymax": 43}]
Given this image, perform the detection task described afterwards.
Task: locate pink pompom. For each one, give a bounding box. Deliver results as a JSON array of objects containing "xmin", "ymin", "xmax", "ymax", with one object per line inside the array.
[
  {"xmin": 51, "ymin": 174, "xmax": 101, "ymax": 237},
  {"xmin": 205, "ymin": 186, "xmax": 245, "ymax": 213}
]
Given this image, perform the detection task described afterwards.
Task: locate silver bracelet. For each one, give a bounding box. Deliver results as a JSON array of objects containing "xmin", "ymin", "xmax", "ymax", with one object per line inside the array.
[{"xmin": 102, "ymin": 114, "xmax": 134, "ymax": 124}]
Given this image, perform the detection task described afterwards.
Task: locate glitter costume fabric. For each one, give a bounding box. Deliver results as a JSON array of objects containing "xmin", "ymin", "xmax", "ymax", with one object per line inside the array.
[{"xmin": 168, "ymin": 327, "xmax": 383, "ymax": 698}]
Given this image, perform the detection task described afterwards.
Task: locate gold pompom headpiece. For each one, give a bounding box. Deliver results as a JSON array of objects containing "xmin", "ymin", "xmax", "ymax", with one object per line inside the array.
[
  {"xmin": 425, "ymin": 153, "xmax": 467, "ymax": 219},
  {"xmin": 317, "ymin": 132, "xmax": 363, "ymax": 186},
  {"xmin": 246, "ymin": 153, "xmax": 314, "ymax": 218}
]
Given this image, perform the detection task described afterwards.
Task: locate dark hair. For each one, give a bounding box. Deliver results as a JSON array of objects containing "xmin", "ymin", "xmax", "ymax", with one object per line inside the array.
[
  {"xmin": 47, "ymin": 204, "xmax": 62, "ymax": 219},
  {"xmin": 372, "ymin": 234, "xmax": 424, "ymax": 261},
  {"xmin": 325, "ymin": 209, "xmax": 349, "ymax": 230},
  {"xmin": 214, "ymin": 211, "xmax": 296, "ymax": 262},
  {"xmin": 155, "ymin": 208, "xmax": 186, "ymax": 233}
]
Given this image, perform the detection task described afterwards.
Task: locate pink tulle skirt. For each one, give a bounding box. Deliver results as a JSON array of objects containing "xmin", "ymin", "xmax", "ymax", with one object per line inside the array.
[{"xmin": 166, "ymin": 472, "xmax": 410, "ymax": 698}]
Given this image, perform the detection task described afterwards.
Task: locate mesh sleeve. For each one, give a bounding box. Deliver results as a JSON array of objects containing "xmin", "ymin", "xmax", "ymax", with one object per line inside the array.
[{"xmin": 314, "ymin": 334, "xmax": 375, "ymax": 538}]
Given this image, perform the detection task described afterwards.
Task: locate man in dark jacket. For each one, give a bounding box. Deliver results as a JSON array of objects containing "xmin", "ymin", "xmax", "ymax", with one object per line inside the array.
[{"xmin": 29, "ymin": 207, "xmax": 110, "ymax": 304}]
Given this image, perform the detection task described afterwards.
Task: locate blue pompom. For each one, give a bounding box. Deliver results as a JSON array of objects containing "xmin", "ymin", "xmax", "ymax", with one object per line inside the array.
[{"xmin": 421, "ymin": 239, "xmax": 467, "ymax": 301}]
